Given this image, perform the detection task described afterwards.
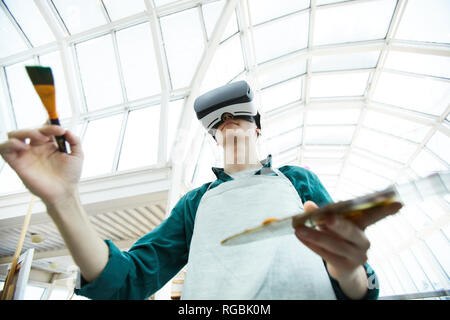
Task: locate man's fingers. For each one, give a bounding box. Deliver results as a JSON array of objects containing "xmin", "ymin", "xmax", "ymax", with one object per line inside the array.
[
  {"xmin": 64, "ymin": 130, "xmax": 83, "ymax": 158},
  {"xmin": 303, "ymin": 200, "xmax": 319, "ymax": 212},
  {"xmin": 7, "ymin": 129, "xmax": 51, "ymax": 145},
  {"xmin": 295, "ymin": 226, "xmax": 368, "ymax": 265},
  {"xmin": 0, "ymin": 138, "xmax": 30, "ymax": 156},
  {"xmin": 324, "ymin": 216, "xmax": 371, "ymax": 251},
  {"xmin": 38, "ymin": 125, "xmax": 66, "ymax": 137}
]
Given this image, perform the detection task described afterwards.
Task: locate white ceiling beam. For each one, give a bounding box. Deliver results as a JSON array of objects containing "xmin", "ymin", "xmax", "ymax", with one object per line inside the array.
[
  {"xmin": 168, "ymin": 0, "xmax": 240, "ymax": 211},
  {"xmin": 334, "ymin": 0, "xmax": 407, "ymax": 193}
]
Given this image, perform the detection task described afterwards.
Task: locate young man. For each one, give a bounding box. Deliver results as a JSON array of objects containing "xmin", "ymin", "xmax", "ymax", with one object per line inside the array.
[{"xmin": 0, "ymin": 81, "xmax": 400, "ymax": 299}]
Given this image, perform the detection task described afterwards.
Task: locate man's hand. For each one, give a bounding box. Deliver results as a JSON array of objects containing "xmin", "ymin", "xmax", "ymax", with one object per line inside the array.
[
  {"xmin": 0, "ymin": 125, "xmax": 83, "ymax": 206},
  {"xmin": 294, "ymin": 200, "xmax": 400, "ymax": 299}
]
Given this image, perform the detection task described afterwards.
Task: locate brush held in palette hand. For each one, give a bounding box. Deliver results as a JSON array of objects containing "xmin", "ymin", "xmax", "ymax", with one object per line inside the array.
[{"xmin": 25, "ymin": 65, "xmax": 67, "ymax": 153}]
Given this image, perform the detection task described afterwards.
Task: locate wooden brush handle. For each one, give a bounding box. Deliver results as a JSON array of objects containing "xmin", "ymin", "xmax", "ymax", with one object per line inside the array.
[{"xmin": 49, "ymin": 118, "xmax": 67, "ymax": 153}]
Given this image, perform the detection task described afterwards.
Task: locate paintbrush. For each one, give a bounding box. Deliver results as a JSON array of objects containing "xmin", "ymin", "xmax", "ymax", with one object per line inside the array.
[{"xmin": 25, "ymin": 65, "xmax": 67, "ymax": 153}]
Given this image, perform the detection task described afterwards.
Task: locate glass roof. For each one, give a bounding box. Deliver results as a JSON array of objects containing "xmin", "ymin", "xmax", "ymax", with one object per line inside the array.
[{"xmin": 0, "ymin": 0, "xmax": 449, "ymax": 299}]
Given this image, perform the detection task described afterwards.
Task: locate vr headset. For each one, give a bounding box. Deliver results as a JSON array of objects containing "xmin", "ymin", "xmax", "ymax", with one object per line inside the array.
[{"xmin": 194, "ymin": 81, "xmax": 261, "ymax": 138}]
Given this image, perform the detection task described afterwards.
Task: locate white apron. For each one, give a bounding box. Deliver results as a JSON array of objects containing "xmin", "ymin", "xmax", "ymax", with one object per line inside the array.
[{"xmin": 181, "ymin": 168, "xmax": 336, "ymax": 300}]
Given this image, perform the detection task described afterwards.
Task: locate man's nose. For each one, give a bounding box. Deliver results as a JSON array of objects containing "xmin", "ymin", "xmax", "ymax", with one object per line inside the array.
[{"xmin": 222, "ymin": 114, "xmax": 234, "ymax": 121}]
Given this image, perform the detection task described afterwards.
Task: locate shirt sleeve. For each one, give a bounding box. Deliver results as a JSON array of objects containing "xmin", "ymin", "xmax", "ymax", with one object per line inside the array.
[
  {"xmin": 74, "ymin": 201, "xmax": 191, "ymax": 300},
  {"xmin": 280, "ymin": 165, "xmax": 380, "ymax": 300}
]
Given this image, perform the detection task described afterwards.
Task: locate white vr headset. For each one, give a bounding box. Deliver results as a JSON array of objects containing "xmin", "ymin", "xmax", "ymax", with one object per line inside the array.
[{"xmin": 194, "ymin": 81, "xmax": 261, "ymax": 136}]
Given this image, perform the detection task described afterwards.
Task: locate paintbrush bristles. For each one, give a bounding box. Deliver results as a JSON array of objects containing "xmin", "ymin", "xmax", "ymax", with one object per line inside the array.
[
  {"xmin": 25, "ymin": 65, "xmax": 58, "ymax": 119},
  {"xmin": 25, "ymin": 66, "xmax": 54, "ymax": 85}
]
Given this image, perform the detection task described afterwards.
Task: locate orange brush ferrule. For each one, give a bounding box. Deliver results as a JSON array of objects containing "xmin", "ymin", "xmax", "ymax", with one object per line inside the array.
[{"xmin": 33, "ymin": 84, "xmax": 58, "ymax": 119}]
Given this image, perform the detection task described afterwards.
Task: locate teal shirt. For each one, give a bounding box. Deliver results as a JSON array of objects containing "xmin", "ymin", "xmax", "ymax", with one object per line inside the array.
[{"xmin": 75, "ymin": 155, "xmax": 379, "ymax": 300}]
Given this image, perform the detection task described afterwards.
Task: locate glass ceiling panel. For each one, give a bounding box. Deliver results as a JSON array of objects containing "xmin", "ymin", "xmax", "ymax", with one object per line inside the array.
[
  {"xmin": 102, "ymin": 0, "xmax": 146, "ymax": 21},
  {"xmin": 202, "ymin": 0, "xmax": 239, "ymax": 42},
  {"xmin": 304, "ymin": 159, "xmax": 342, "ymax": 176},
  {"xmin": 262, "ymin": 110, "xmax": 302, "ymax": 139},
  {"xmin": 259, "ymin": 77, "xmax": 302, "ymax": 113},
  {"xmin": 372, "ymin": 72, "xmax": 450, "ymax": 117},
  {"xmin": 160, "ymin": 7, "xmax": 204, "ymax": 89},
  {"xmin": 309, "ymin": 71, "xmax": 370, "ymax": 98},
  {"xmin": 52, "ymin": 0, "xmax": 107, "ymax": 35},
  {"xmin": 81, "ymin": 114, "xmax": 123, "ymax": 178},
  {"xmin": 118, "ymin": 106, "xmax": 160, "ymax": 171},
  {"xmin": 347, "ymin": 153, "xmax": 401, "ymax": 181},
  {"xmin": 316, "ymin": 0, "xmax": 348, "ymax": 5},
  {"xmin": 410, "ymin": 149, "xmax": 448, "ymax": 178},
  {"xmin": 116, "ymin": 23, "xmax": 161, "ymax": 101},
  {"xmin": 306, "ymin": 108, "xmax": 361, "ymax": 125},
  {"xmin": 395, "ymin": 0, "xmax": 450, "ymax": 44},
  {"xmin": 0, "ymin": 162, "xmax": 25, "ymax": 194},
  {"xmin": 258, "ymin": 61, "xmax": 306, "ymax": 88},
  {"xmin": 39, "ymin": 51, "xmax": 72, "ymax": 121},
  {"xmin": 4, "ymin": 0, "xmax": 54, "ymax": 47},
  {"xmin": 252, "ymin": 11, "xmax": 309, "ymax": 64},
  {"xmin": 314, "ymin": 0, "xmax": 396, "ymax": 46},
  {"xmin": 76, "ymin": 34, "xmax": 123, "ymax": 111},
  {"xmin": 266, "ymin": 127, "xmax": 302, "ymax": 155},
  {"xmin": 201, "ymin": 35, "xmax": 244, "ymax": 94},
  {"xmin": 311, "ymin": 51, "xmax": 380, "ymax": 73},
  {"xmin": 167, "ymin": 99, "xmax": 184, "ymax": 160},
  {"xmin": 354, "ymin": 128, "xmax": 417, "ymax": 164},
  {"xmin": 6, "ymin": 59, "xmax": 48, "ymax": 129},
  {"xmin": 0, "ymin": 7, "xmax": 28, "ymax": 58},
  {"xmin": 153, "ymin": 0, "xmax": 178, "ymax": 7},
  {"xmin": 362, "ymin": 110, "xmax": 431, "ymax": 143},
  {"xmin": 344, "ymin": 164, "xmax": 392, "ymax": 190},
  {"xmin": 248, "ymin": 0, "xmax": 310, "ymax": 25},
  {"xmin": 304, "ymin": 125, "xmax": 355, "ymax": 145},
  {"xmin": 302, "ymin": 145, "xmax": 346, "ymax": 159},
  {"xmin": 384, "ymin": 51, "xmax": 450, "ymax": 79},
  {"xmin": 426, "ymin": 131, "xmax": 450, "ymax": 165}
]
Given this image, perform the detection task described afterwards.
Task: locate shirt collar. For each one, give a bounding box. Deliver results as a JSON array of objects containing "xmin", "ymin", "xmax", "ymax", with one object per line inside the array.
[{"xmin": 211, "ymin": 154, "xmax": 273, "ymax": 181}]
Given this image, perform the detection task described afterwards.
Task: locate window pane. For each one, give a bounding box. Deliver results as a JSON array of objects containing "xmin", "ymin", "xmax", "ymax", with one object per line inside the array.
[
  {"xmin": 52, "ymin": 0, "xmax": 106, "ymax": 34},
  {"xmin": 266, "ymin": 127, "xmax": 302, "ymax": 155},
  {"xmin": 249, "ymin": 0, "xmax": 310, "ymax": 25},
  {"xmin": 167, "ymin": 99, "xmax": 184, "ymax": 160},
  {"xmin": 153, "ymin": 0, "xmax": 177, "ymax": 6},
  {"xmin": 354, "ymin": 128, "xmax": 417, "ymax": 163},
  {"xmin": 395, "ymin": 0, "xmax": 450, "ymax": 44},
  {"xmin": 373, "ymin": 72, "xmax": 450, "ymax": 116},
  {"xmin": 363, "ymin": 110, "xmax": 431, "ymax": 143},
  {"xmin": 384, "ymin": 51, "xmax": 450, "ymax": 79},
  {"xmin": 311, "ymin": 51, "xmax": 380, "ymax": 73},
  {"xmin": 81, "ymin": 114, "xmax": 123, "ymax": 178},
  {"xmin": 48, "ymin": 287, "xmax": 70, "ymax": 300},
  {"xmin": 0, "ymin": 163, "xmax": 26, "ymax": 194},
  {"xmin": 424, "ymin": 232, "xmax": 450, "ymax": 280},
  {"xmin": 344, "ymin": 164, "xmax": 391, "ymax": 190},
  {"xmin": 201, "ymin": 35, "xmax": 244, "ymax": 93},
  {"xmin": 426, "ymin": 131, "xmax": 450, "ymax": 164},
  {"xmin": 258, "ymin": 60, "xmax": 307, "ymax": 88},
  {"xmin": 262, "ymin": 110, "xmax": 303, "ymax": 138},
  {"xmin": 304, "ymin": 125, "xmax": 355, "ymax": 145},
  {"xmin": 76, "ymin": 34, "xmax": 123, "ymax": 111},
  {"xmin": 118, "ymin": 106, "xmax": 160, "ymax": 171},
  {"xmin": 410, "ymin": 149, "xmax": 448, "ymax": 178},
  {"xmin": 202, "ymin": 0, "xmax": 239, "ymax": 41},
  {"xmin": 4, "ymin": 0, "xmax": 54, "ymax": 47},
  {"xmin": 6, "ymin": 59, "xmax": 48, "ymax": 129},
  {"xmin": 116, "ymin": 23, "xmax": 161, "ymax": 101},
  {"xmin": 310, "ymin": 72, "xmax": 370, "ymax": 98},
  {"xmin": 306, "ymin": 108, "xmax": 361, "ymax": 125},
  {"xmin": 347, "ymin": 152, "xmax": 401, "ymax": 180},
  {"xmin": 0, "ymin": 8, "xmax": 28, "ymax": 58},
  {"xmin": 314, "ymin": 0, "xmax": 396, "ymax": 46},
  {"xmin": 160, "ymin": 8, "xmax": 204, "ymax": 89},
  {"xmin": 103, "ymin": 0, "xmax": 146, "ymax": 21},
  {"xmin": 253, "ymin": 11, "xmax": 309, "ymax": 63},
  {"xmin": 305, "ymin": 159, "xmax": 342, "ymax": 175},
  {"xmin": 39, "ymin": 51, "xmax": 72, "ymax": 120},
  {"xmin": 23, "ymin": 285, "xmax": 45, "ymax": 300},
  {"xmin": 259, "ymin": 77, "xmax": 302, "ymax": 112},
  {"xmin": 302, "ymin": 145, "xmax": 346, "ymax": 159}
]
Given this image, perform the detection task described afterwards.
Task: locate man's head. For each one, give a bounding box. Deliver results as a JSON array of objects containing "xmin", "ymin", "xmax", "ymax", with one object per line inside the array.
[{"xmin": 193, "ymin": 81, "xmax": 261, "ymax": 141}]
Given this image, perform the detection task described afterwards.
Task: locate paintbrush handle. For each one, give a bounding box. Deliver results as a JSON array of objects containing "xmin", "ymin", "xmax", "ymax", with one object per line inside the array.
[{"xmin": 49, "ymin": 118, "xmax": 67, "ymax": 153}]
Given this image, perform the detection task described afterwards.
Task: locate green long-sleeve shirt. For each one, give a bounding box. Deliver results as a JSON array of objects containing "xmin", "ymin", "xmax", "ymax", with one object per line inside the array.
[{"xmin": 75, "ymin": 155, "xmax": 379, "ymax": 300}]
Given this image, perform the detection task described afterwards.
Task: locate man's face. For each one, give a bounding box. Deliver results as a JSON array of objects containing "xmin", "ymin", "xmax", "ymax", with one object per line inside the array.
[{"xmin": 215, "ymin": 115, "xmax": 260, "ymax": 147}]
